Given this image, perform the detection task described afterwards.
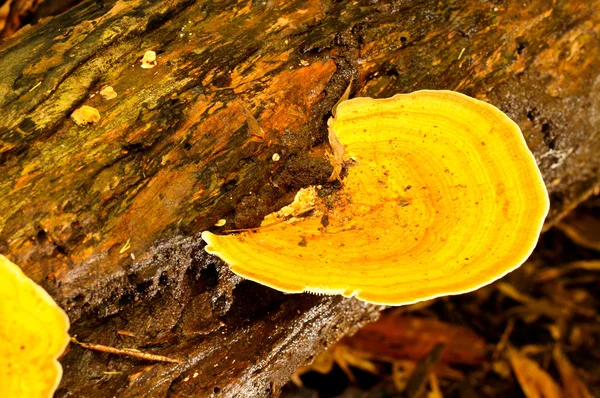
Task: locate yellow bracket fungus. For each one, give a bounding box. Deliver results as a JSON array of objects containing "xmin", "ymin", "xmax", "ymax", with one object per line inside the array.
[
  {"xmin": 202, "ymin": 90, "xmax": 549, "ymax": 305},
  {"xmin": 0, "ymin": 255, "xmax": 70, "ymax": 397}
]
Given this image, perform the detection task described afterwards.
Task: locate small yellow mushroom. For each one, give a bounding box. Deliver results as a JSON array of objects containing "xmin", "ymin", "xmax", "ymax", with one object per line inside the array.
[
  {"xmin": 140, "ymin": 50, "xmax": 157, "ymax": 69},
  {"xmin": 100, "ymin": 86, "xmax": 117, "ymax": 100},
  {"xmin": 0, "ymin": 255, "xmax": 70, "ymax": 397},
  {"xmin": 202, "ymin": 90, "xmax": 549, "ymax": 306},
  {"xmin": 71, "ymin": 105, "xmax": 100, "ymax": 126}
]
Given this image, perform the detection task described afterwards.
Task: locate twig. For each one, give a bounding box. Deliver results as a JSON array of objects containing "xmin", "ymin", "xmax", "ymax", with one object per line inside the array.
[
  {"xmin": 29, "ymin": 81, "xmax": 42, "ymax": 92},
  {"xmin": 71, "ymin": 337, "xmax": 182, "ymax": 364},
  {"xmin": 119, "ymin": 238, "xmax": 131, "ymax": 254}
]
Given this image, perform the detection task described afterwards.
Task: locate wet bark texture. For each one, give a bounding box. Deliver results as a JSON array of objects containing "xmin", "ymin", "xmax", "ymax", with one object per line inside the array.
[{"xmin": 0, "ymin": 0, "xmax": 599, "ymax": 396}]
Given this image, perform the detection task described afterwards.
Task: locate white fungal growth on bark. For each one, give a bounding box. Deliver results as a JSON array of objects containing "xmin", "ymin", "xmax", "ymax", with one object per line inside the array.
[{"xmin": 140, "ymin": 51, "xmax": 157, "ymax": 69}]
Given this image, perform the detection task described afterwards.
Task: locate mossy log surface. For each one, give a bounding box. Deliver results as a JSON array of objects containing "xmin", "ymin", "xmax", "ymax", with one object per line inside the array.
[{"xmin": 0, "ymin": 0, "xmax": 599, "ymax": 396}]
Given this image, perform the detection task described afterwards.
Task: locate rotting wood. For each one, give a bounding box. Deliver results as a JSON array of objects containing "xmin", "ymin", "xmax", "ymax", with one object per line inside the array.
[{"xmin": 0, "ymin": 0, "xmax": 599, "ymax": 396}]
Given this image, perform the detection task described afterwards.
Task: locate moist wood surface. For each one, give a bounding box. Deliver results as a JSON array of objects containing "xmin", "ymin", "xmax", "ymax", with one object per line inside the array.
[{"xmin": 0, "ymin": 0, "xmax": 599, "ymax": 396}]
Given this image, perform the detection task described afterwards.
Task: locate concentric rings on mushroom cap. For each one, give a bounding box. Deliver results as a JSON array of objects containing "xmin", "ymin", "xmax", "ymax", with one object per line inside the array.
[{"xmin": 203, "ymin": 90, "xmax": 550, "ymax": 305}]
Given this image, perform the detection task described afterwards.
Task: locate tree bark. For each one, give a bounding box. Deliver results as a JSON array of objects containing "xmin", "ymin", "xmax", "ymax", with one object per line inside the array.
[{"xmin": 0, "ymin": 0, "xmax": 599, "ymax": 396}]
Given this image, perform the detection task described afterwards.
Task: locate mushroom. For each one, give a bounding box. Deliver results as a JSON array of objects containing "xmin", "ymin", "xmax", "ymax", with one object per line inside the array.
[
  {"xmin": 100, "ymin": 86, "xmax": 117, "ymax": 100},
  {"xmin": 71, "ymin": 105, "xmax": 100, "ymax": 126},
  {"xmin": 140, "ymin": 50, "xmax": 157, "ymax": 69},
  {"xmin": 202, "ymin": 90, "xmax": 549, "ymax": 305},
  {"xmin": 0, "ymin": 255, "xmax": 70, "ymax": 397}
]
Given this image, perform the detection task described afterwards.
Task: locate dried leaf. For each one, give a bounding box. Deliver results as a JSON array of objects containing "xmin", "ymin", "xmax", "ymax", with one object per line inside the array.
[
  {"xmin": 292, "ymin": 344, "xmax": 378, "ymax": 385},
  {"xmin": 507, "ymin": 347, "xmax": 563, "ymax": 398},
  {"xmin": 392, "ymin": 361, "xmax": 414, "ymax": 391},
  {"xmin": 292, "ymin": 349, "xmax": 335, "ymax": 383},
  {"xmin": 343, "ymin": 314, "xmax": 486, "ymax": 365},
  {"xmin": 553, "ymin": 346, "xmax": 594, "ymax": 398},
  {"xmin": 333, "ymin": 345, "xmax": 378, "ymax": 383},
  {"xmin": 497, "ymin": 282, "xmax": 566, "ymax": 321},
  {"xmin": 556, "ymin": 209, "xmax": 600, "ymax": 252},
  {"xmin": 404, "ymin": 343, "xmax": 445, "ymax": 398},
  {"xmin": 326, "ymin": 127, "xmax": 345, "ymax": 181},
  {"xmin": 241, "ymin": 104, "xmax": 266, "ymax": 142},
  {"xmin": 332, "ymin": 80, "xmax": 352, "ymax": 117},
  {"xmin": 428, "ymin": 373, "xmax": 443, "ymax": 398},
  {"xmin": 494, "ymin": 319, "xmax": 515, "ymax": 357},
  {"xmin": 535, "ymin": 260, "xmax": 600, "ymax": 283},
  {"xmin": 327, "ymin": 79, "xmax": 352, "ymax": 181}
]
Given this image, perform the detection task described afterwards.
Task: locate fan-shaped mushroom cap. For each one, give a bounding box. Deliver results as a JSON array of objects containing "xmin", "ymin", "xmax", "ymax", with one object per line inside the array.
[
  {"xmin": 0, "ymin": 255, "xmax": 70, "ymax": 397},
  {"xmin": 202, "ymin": 90, "xmax": 549, "ymax": 305}
]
